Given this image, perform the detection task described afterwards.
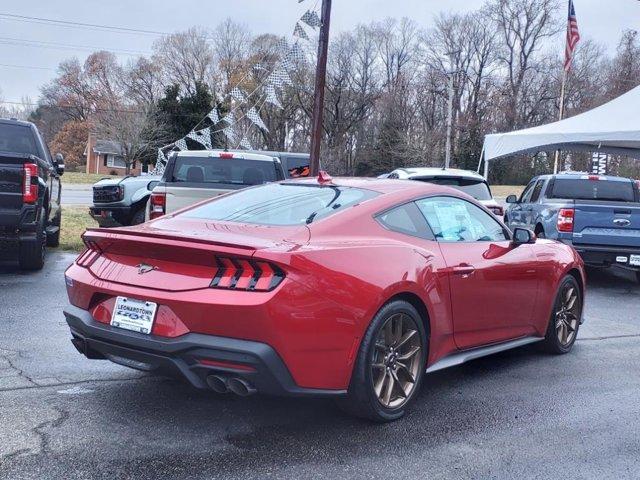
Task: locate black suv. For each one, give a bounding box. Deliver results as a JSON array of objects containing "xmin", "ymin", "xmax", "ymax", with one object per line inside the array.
[{"xmin": 0, "ymin": 118, "xmax": 64, "ymax": 270}]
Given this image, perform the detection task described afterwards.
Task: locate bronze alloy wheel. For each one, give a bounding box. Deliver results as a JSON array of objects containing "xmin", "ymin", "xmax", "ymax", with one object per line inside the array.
[
  {"xmin": 555, "ymin": 283, "xmax": 581, "ymax": 346},
  {"xmin": 371, "ymin": 313, "xmax": 422, "ymax": 409}
]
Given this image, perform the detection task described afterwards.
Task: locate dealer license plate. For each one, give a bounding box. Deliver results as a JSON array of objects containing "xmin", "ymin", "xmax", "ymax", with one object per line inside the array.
[
  {"xmin": 111, "ymin": 297, "xmax": 158, "ymax": 335},
  {"xmin": 630, "ymin": 255, "xmax": 640, "ymax": 267}
]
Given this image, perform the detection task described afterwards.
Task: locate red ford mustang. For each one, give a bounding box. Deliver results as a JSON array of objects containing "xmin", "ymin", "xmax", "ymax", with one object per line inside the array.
[{"xmin": 64, "ymin": 176, "xmax": 585, "ymax": 422}]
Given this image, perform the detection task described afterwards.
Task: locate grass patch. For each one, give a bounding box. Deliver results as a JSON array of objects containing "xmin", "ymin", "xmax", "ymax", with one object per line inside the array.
[
  {"xmin": 59, "ymin": 206, "xmax": 97, "ymax": 252},
  {"xmin": 62, "ymin": 172, "xmax": 120, "ymax": 185},
  {"xmin": 491, "ymin": 185, "xmax": 525, "ymax": 197}
]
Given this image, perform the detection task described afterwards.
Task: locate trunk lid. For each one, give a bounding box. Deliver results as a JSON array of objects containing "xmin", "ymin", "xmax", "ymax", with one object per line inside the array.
[{"xmin": 82, "ymin": 217, "xmax": 308, "ymax": 291}]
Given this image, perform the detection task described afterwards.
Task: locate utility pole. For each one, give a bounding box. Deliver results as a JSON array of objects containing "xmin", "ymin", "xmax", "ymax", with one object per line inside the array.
[
  {"xmin": 444, "ymin": 50, "xmax": 459, "ymax": 170},
  {"xmin": 309, "ymin": 0, "xmax": 332, "ymax": 176},
  {"xmin": 444, "ymin": 72, "xmax": 454, "ymax": 170}
]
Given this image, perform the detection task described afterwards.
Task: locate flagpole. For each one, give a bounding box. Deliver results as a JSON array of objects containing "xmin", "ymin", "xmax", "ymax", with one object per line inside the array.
[{"xmin": 553, "ymin": 68, "xmax": 568, "ymax": 174}]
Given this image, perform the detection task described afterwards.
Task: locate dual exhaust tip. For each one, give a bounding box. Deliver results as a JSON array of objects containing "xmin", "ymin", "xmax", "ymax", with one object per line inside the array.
[{"xmin": 206, "ymin": 374, "xmax": 256, "ymax": 397}]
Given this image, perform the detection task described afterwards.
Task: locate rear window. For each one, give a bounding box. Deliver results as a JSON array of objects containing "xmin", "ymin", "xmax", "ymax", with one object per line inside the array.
[
  {"xmin": 550, "ymin": 179, "xmax": 636, "ymax": 202},
  {"xmin": 184, "ymin": 183, "xmax": 379, "ymax": 226},
  {"xmin": 414, "ymin": 177, "xmax": 492, "ymax": 201},
  {"xmin": 171, "ymin": 156, "xmax": 279, "ymax": 186},
  {"xmin": 0, "ymin": 124, "xmax": 38, "ymax": 156}
]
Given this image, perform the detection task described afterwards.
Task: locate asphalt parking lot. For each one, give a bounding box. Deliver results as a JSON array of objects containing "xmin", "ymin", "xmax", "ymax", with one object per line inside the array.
[{"xmin": 1, "ymin": 251, "xmax": 639, "ymax": 479}]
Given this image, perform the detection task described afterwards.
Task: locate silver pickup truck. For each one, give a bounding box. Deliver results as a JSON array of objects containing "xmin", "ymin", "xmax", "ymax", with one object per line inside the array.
[{"xmin": 147, "ymin": 150, "xmax": 309, "ymax": 220}]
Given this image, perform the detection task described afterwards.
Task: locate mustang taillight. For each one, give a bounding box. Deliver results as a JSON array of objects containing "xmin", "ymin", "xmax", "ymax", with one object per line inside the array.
[
  {"xmin": 149, "ymin": 192, "xmax": 166, "ymax": 219},
  {"xmin": 23, "ymin": 163, "xmax": 38, "ymax": 204},
  {"xmin": 76, "ymin": 240, "xmax": 102, "ymax": 267},
  {"xmin": 211, "ymin": 257, "xmax": 285, "ymax": 292},
  {"xmin": 557, "ymin": 208, "xmax": 575, "ymax": 233}
]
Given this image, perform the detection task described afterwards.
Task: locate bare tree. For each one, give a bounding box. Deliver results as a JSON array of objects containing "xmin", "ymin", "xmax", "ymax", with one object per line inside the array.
[
  {"xmin": 95, "ymin": 106, "xmax": 165, "ymax": 175},
  {"xmin": 488, "ymin": 0, "xmax": 561, "ymax": 128},
  {"xmin": 153, "ymin": 27, "xmax": 215, "ymax": 96}
]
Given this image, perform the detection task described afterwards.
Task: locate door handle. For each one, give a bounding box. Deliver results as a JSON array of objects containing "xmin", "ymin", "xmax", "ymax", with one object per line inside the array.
[{"xmin": 451, "ymin": 265, "xmax": 475, "ymax": 276}]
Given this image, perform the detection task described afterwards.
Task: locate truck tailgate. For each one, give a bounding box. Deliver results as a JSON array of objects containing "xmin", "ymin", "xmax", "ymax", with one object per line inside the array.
[
  {"xmin": 572, "ymin": 200, "xmax": 640, "ymax": 247},
  {"xmin": 0, "ymin": 153, "xmax": 31, "ymax": 214}
]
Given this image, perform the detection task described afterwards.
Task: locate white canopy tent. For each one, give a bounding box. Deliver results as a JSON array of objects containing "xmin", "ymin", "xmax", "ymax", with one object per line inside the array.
[{"xmin": 481, "ymin": 85, "xmax": 640, "ymax": 178}]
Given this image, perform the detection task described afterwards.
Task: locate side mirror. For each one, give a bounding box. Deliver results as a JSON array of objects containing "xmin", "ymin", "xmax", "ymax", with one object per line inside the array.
[
  {"xmin": 512, "ymin": 228, "xmax": 536, "ymax": 246},
  {"xmin": 147, "ymin": 180, "xmax": 160, "ymax": 191},
  {"xmin": 54, "ymin": 153, "xmax": 65, "ymax": 176},
  {"xmin": 506, "ymin": 194, "xmax": 518, "ymax": 204}
]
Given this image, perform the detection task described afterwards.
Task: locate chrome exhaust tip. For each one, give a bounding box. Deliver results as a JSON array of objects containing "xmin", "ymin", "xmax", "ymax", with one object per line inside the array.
[
  {"xmin": 206, "ymin": 375, "xmax": 229, "ymax": 394},
  {"xmin": 227, "ymin": 377, "xmax": 257, "ymax": 397}
]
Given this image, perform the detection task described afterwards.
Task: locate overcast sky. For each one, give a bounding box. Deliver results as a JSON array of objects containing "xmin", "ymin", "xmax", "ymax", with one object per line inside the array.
[{"xmin": 0, "ymin": 0, "xmax": 638, "ymax": 103}]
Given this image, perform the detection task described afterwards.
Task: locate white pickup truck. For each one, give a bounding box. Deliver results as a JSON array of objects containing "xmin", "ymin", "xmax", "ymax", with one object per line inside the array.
[{"xmin": 147, "ymin": 150, "xmax": 308, "ymax": 220}]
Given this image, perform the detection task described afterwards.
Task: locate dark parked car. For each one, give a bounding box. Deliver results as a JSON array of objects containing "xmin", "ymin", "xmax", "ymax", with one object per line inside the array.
[
  {"xmin": 505, "ymin": 172, "xmax": 640, "ymax": 281},
  {"xmin": 0, "ymin": 118, "xmax": 64, "ymax": 270}
]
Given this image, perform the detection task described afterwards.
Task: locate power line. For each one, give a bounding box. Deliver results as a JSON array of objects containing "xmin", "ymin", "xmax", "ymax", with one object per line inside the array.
[
  {"xmin": 0, "ymin": 36, "xmax": 149, "ymax": 56},
  {"xmin": 0, "ymin": 63, "xmax": 55, "ymax": 71},
  {"xmin": 0, "ymin": 12, "xmax": 168, "ymax": 36}
]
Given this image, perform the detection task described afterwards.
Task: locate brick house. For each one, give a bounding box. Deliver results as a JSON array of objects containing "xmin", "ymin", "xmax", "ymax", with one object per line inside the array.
[{"xmin": 84, "ymin": 133, "xmax": 142, "ymax": 176}]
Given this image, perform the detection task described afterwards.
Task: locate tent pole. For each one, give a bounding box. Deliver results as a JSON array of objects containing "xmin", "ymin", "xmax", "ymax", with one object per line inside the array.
[{"xmin": 554, "ymin": 69, "xmax": 569, "ymax": 173}]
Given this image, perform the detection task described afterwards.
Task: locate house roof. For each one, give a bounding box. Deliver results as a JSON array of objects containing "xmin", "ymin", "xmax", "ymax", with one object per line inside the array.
[{"xmin": 94, "ymin": 140, "xmax": 124, "ymax": 156}]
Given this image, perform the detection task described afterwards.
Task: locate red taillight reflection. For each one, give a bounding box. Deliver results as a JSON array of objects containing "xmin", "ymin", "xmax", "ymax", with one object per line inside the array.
[
  {"xmin": 211, "ymin": 257, "xmax": 284, "ymax": 292},
  {"xmin": 557, "ymin": 208, "xmax": 575, "ymax": 232}
]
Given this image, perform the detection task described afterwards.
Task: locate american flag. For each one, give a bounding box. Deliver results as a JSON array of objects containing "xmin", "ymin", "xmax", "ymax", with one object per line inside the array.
[{"xmin": 564, "ymin": 0, "xmax": 581, "ymax": 72}]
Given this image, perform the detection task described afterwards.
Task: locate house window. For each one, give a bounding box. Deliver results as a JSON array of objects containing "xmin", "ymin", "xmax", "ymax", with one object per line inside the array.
[{"xmin": 106, "ymin": 155, "xmax": 126, "ymax": 169}]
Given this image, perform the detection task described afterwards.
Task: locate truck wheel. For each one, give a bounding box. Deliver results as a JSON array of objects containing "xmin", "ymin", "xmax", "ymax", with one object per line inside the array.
[
  {"xmin": 19, "ymin": 208, "xmax": 46, "ymax": 271},
  {"xmin": 46, "ymin": 210, "xmax": 61, "ymax": 247},
  {"xmin": 131, "ymin": 208, "xmax": 146, "ymax": 226}
]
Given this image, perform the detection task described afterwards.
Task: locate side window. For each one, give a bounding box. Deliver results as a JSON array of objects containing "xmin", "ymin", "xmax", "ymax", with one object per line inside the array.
[
  {"xmin": 285, "ymin": 156, "xmax": 310, "ymax": 178},
  {"xmin": 529, "ymin": 180, "xmax": 545, "ymax": 203},
  {"xmin": 376, "ymin": 202, "xmax": 434, "ymax": 240},
  {"xmin": 387, "ymin": 172, "xmax": 399, "ymax": 179},
  {"xmin": 416, "ymin": 196, "xmax": 509, "ymax": 243},
  {"xmin": 519, "ymin": 181, "xmax": 536, "ymax": 203}
]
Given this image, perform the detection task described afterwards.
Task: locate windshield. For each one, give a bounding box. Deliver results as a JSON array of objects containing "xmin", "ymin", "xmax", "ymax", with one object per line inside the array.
[
  {"xmin": 171, "ymin": 156, "xmax": 279, "ymax": 186},
  {"xmin": 184, "ymin": 183, "xmax": 379, "ymax": 226},
  {"xmin": 550, "ymin": 179, "xmax": 636, "ymax": 202},
  {"xmin": 0, "ymin": 124, "xmax": 38, "ymax": 156},
  {"xmin": 414, "ymin": 177, "xmax": 492, "ymax": 201}
]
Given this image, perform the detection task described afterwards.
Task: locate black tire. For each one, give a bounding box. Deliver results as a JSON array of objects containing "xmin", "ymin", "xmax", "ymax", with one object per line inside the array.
[
  {"xmin": 337, "ymin": 300, "xmax": 427, "ymax": 422},
  {"xmin": 130, "ymin": 207, "xmax": 146, "ymax": 226},
  {"xmin": 635, "ymin": 271, "xmax": 640, "ymax": 284},
  {"xmin": 542, "ymin": 275, "xmax": 582, "ymax": 354},
  {"xmin": 535, "ymin": 227, "xmax": 546, "ymax": 239},
  {"xmin": 46, "ymin": 210, "xmax": 61, "ymax": 247},
  {"xmin": 19, "ymin": 207, "xmax": 46, "ymax": 271}
]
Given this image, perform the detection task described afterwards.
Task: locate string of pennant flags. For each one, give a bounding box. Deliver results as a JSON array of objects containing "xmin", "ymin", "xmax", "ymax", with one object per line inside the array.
[{"xmin": 153, "ymin": 1, "xmax": 322, "ymax": 175}]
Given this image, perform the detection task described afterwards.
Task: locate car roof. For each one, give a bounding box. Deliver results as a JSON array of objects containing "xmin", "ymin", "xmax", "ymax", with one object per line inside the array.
[
  {"xmin": 530, "ymin": 172, "xmax": 634, "ymax": 183},
  {"xmin": 0, "ymin": 117, "xmax": 35, "ymax": 128},
  {"xmin": 283, "ymin": 176, "xmax": 461, "ymax": 196},
  {"xmin": 390, "ymin": 167, "xmax": 485, "ymax": 180},
  {"xmin": 174, "ymin": 150, "xmax": 276, "ymax": 162}
]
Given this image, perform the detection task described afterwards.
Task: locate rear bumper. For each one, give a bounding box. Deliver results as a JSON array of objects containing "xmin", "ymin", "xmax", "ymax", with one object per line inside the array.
[
  {"xmin": 63, "ymin": 305, "xmax": 346, "ymax": 398},
  {"xmin": 90, "ymin": 206, "xmax": 133, "ymax": 227},
  {"xmin": 568, "ymin": 243, "xmax": 640, "ymax": 269},
  {"xmin": 0, "ymin": 205, "xmax": 39, "ymax": 258}
]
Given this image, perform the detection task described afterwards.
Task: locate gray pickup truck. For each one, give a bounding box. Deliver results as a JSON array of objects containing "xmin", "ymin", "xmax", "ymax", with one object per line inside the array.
[
  {"xmin": 90, "ymin": 174, "xmax": 160, "ymax": 227},
  {"xmin": 505, "ymin": 172, "xmax": 640, "ymax": 281}
]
